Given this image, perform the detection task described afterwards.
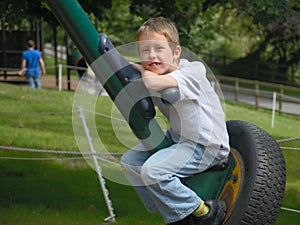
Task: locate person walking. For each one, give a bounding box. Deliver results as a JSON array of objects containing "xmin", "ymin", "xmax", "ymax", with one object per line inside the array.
[{"xmin": 21, "ymin": 40, "xmax": 46, "ymax": 89}]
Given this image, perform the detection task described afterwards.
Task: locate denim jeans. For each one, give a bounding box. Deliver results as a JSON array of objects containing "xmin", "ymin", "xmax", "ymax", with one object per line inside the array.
[
  {"xmin": 121, "ymin": 131, "xmax": 223, "ymax": 223},
  {"xmin": 27, "ymin": 74, "xmax": 41, "ymax": 89}
]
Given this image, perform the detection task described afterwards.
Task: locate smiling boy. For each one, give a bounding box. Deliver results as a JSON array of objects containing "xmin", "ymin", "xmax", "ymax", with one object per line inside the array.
[{"xmin": 121, "ymin": 17, "xmax": 229, "ymax": 225}]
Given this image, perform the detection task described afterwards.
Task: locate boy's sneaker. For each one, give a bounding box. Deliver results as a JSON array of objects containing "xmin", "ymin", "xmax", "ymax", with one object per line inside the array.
[{"xmin": 192, "ymin": 200, "xmax": 226, "ymax": 225}]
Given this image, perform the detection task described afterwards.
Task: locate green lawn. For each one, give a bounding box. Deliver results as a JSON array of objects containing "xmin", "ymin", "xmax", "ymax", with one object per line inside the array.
[{"xmin": 0, "ymin": 83, "xmax": 299, "ymax": 224}]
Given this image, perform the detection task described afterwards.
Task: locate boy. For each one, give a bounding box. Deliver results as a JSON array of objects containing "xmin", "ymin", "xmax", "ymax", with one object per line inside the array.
[
  {"xmin": 121, "ymin": 17, "xmax": 229, "ymax": 225},
  {"xmin": 21, "ymin": 40, "xmax": 46, "ymax": 89}
]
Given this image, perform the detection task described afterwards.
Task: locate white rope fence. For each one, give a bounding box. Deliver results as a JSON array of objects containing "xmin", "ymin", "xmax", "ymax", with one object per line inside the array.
[
  {"xmin": 277, "ymin": 137, "xmax": 300, "ymax": 143},
  {"xmin": 277, "ymin": 137, "xmax": 300, "ymax": 151},
  {"xmin": 1, "ymin": 144, "xmax": 299, "ymax": 215},
  {"xmin": 281, "ymin": 207, "xmax": 300, "ymax": 214},
  {"xmin": 0, "ymin": 145, "xmax": 122, "ymax": 156},
  {"xmin": 0, "ymin": 108, "xmax": 299, "ymax": 215}
]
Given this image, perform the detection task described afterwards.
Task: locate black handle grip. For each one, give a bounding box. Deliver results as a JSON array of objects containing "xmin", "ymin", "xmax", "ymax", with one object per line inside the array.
[
  {"xmin": 99, "ymin": 33, "xmax": 156, "ymax": 120},
  {"xmin": 160, "ymin": 88, "xmax": 180, "ymax": 105}
]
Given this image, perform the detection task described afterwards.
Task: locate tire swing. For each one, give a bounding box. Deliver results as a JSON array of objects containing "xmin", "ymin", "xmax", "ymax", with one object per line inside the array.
[{"xmin": 183, "ymin": 120, "xmax": 286, "ymax": 225}]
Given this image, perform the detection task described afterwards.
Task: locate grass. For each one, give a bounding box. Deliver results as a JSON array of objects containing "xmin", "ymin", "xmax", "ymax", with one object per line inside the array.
[{"xmin": 0, "ymin": 82, "xmax": 299, "ymax": 224}]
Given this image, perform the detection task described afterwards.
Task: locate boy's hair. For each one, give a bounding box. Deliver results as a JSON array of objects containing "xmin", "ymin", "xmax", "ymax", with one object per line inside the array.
[
  {"xmin": 137, "ymin": 17, "xmax": 179, "ymax": 46},
  {"xmin": 27, "ymin": 40, "xmax": 35, "ymax": 48}
]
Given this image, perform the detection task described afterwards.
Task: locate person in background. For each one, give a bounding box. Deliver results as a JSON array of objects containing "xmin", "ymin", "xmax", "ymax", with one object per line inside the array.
[{"xmin": 21, "ymin": 40, "xmax": 46, "ymax": 89}]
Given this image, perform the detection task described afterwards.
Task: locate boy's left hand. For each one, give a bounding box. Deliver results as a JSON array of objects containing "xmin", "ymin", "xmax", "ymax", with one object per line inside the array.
[{"xmin": 131, "ymin": 62, "xmax": 158, "ymax": 77}]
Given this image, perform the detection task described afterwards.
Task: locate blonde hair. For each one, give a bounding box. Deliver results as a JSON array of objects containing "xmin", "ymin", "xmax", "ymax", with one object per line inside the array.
[{"xmin": 137, "ymin": 17, "xmax": 180, "ymax": 47}]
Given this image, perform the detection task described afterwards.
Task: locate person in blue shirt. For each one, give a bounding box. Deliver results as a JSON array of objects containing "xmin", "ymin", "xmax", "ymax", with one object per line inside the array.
[{"xmin": 21, "ymin": 40, "xmax": 46, "ymax": 89}]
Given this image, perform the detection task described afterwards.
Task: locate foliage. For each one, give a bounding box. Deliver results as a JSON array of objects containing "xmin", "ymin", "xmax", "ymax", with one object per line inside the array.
[
  {"xmin": 1, "ymin": 0, "xmax": 299, "ymax": 84},
  {"xmin": 129, "ymin": 0, "xmax": 203, "ymax": 47},
  {"xmin": 203, "ymin": 0, "xmax": 291, "ymax": 27},
  {"xmin": 200, "ymin": 0, "xmax": 300, "ymax": 83},
  {"xmin": 78, "ymin": 0, "xmax": 111, "ymax": 21},
  {"xmin": 95, "ymin": 0, "xmax": 143, "ymax": 45},
  {"xmin": 0, "ymin": 0, "xmax": 54, "ymax": 30},
  {"xmin": 221, "ymin": 5, "xmax": 300, "ymax": 83}
]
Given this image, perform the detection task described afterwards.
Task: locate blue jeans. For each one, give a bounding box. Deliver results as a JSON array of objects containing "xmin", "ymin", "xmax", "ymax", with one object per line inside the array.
[
  {"xmin": 27, "ymin": 74, "xmax": 41, "ymax": 89},
  {"xmin": 121, "ymin": 131, "xmax": 223, "ymax": 223}
]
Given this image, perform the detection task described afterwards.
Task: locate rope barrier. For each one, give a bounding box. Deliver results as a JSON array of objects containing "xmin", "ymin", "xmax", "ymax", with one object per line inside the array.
[
  {"xmin": 277, "ymin": 137, "xmax": 300, "ymax": 143},
  {"xmin": 0, "ymin": 111, "xmax": 71, "ymax": 115},
  {"xmin": 1, "ymin": 144, "xmax": 299, "ymax": 214},
  {"xmin": 0, "ymin": 108, "xmax": 299, "ymax": 210},
  {"xmin": 84, "ymin": 108, "xmax": 127, "ymax": 123},
  {"xmin": 0, "ymin": 145, "xmax": 123, "ymax": 156},
  {"xmin": 0, "ymin": 65, "xmax": 85, "ymax": 71},
  {"xmin": 281, "ymin": 207, "xmax": 300, "ymax": 213},
  {"xmin": 0, "ymin": 156, "xmax": 89, "ymax": 161},
  {"xmin": 280, "ymin": 147, "xmax": 300, "ymax": 151}
]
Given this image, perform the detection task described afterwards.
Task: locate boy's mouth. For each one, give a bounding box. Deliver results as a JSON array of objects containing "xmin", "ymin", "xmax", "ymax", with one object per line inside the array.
[{"xmin": 149, "ymin": 62, "xmax": 161, "ymax": 66}]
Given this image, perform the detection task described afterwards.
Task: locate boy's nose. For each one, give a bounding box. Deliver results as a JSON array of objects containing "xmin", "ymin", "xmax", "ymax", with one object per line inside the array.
[{"xmin": 149, "ymin": 49, "xmax": 156, "ymax": 59}]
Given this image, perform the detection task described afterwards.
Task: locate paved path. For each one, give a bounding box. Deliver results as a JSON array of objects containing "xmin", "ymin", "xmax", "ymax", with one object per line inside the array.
[
  {"xmin": 221, "ymin": 84, "xmax": 300, "ymax": 116},
  {"xmin": 4, "ymin": 75, "xmax": 299, "ymax": 116},
  {"xmin": 42, "ymin": 77, "xmax": 300, "ymax": 116}
]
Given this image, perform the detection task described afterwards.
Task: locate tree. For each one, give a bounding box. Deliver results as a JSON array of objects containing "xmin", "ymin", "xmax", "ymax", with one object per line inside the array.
[
  {"xmin": 2, "ymin": 0, "xmax": 298, "ymax": 84},
  {"xmin": 128, "ymin": 0, "xmax": 202, "ymax": 47},
  {"xmin": 203, "ymin": 0, "xmax": 291, "ymax": 26},
  {"xmin": 215, "ymin": 0, "xmax": 300, "ymax": 83},
  {"xmin": 78, "ymin": 0, "xmax": 111, "ymax": 21},
  {"xmin": 0, "ymin": 0, "xmax": 53, "ymax": 30},
  {"xmin": 128, "ymin": 0, "xmax": 299, "ymax": 84}
]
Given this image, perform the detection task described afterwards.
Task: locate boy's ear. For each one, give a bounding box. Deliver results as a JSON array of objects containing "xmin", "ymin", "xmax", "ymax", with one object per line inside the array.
[{"xmin": 174, "ymin": 45, "xmax": 181, "ymax": 59}]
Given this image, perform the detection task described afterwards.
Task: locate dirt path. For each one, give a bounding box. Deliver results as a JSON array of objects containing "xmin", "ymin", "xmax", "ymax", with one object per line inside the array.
[
  {"xmin": 0, "ymin": 74, "xmax": 79, "ymax": 91},
  {"xmin": 41, "ymin": 75, "xmax": 79, "ymax": 91}
]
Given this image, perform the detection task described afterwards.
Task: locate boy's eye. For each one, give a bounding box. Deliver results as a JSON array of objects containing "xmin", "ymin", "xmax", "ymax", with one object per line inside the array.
[
  {"xmin": 141, "ymin": 48, "xmax": 150, "ymax": 53},
  {"xmin": 155, "ymin": 46, "xmax": 164, "ymax": 51}
]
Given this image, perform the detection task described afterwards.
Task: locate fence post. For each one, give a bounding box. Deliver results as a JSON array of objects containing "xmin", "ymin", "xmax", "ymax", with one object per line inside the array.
[
  {"xmin": 271, "ymin": 92, "xmax": 277, "ymax": 128},
  {"xmin": 58, "ymin": 64, "xmax": 62, "ymax": 91},
  {"xmin": 255, "ymin": 81, "xmax": 259, "ymax": 110},
  {"xmin": 279, "ymin": 85, "xmax": 284, "ymax": 113},
  {"xmin": 235, "ymin": 78, "xmax": 239, "ymax": 102}
]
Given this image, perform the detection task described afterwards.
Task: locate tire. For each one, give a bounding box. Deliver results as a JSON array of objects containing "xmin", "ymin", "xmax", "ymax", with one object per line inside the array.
[{"xmin": 225, "ymin": 120, "xmax": 286, "ymax": 225}]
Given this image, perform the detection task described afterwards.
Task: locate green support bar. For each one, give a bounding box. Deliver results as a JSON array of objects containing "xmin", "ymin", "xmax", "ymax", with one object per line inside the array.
[{"xmin": 45, "ymin": 0, "xmax": 171, "ymax": 152}]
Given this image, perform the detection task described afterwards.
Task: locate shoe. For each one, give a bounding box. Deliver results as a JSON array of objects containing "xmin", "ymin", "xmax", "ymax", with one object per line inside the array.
[
  {"xmin": 167, "ymin": 215, "xmax": 193, "ymax": 225},
  {"xmin": 192, "ymin": 200, "xmax": 226, "ymax": 225}
]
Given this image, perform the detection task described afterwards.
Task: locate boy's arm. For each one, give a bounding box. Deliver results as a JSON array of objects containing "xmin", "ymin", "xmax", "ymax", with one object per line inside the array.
[
  {"xmin": 142, "ymin": 70, "xmax": 177, "ymax": 91},
  {"xmin": 19, "ymin": 59, "xmax": 27, "ymax": 76},
  {"xmin": 132, "ymin": 63, "xmax": 177, "ymax": 91},
  {"xmin": 21, "ymin": 59, "xmax": 26, "ymax": 71},
  {"xmin": 39, "ymin": 58, "xmax": 46, "ymax": 75}
]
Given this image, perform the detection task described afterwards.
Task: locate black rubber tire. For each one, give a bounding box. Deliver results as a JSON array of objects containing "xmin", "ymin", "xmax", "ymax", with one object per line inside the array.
[{"xmin": 225, "ymin": 120, "xmax": 286, "ymax": 225}]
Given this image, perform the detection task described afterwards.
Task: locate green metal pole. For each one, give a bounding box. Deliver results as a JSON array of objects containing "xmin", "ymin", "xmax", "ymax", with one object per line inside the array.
[{"xmin": 46, "ymin": 0, "xmax": 171, "ymax": 152}]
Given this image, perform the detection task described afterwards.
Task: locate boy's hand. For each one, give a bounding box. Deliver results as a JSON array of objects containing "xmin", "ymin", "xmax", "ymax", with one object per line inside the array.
[
  {"xmin": 131, "ymin": 62, "xmax": 158, "ymax": 77},
  {"xmin": 130, "ymin": 62, "xmax": 144, "ymax": 72},
  {"xmin": 130, "ymin": 62, "xmax": 177, "ymax": 91}
]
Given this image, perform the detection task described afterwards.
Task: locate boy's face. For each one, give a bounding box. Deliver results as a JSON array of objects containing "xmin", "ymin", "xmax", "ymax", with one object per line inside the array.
[{"xmin": 138, "ymin": 32, "xmax": 181, "ymax": 75}]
